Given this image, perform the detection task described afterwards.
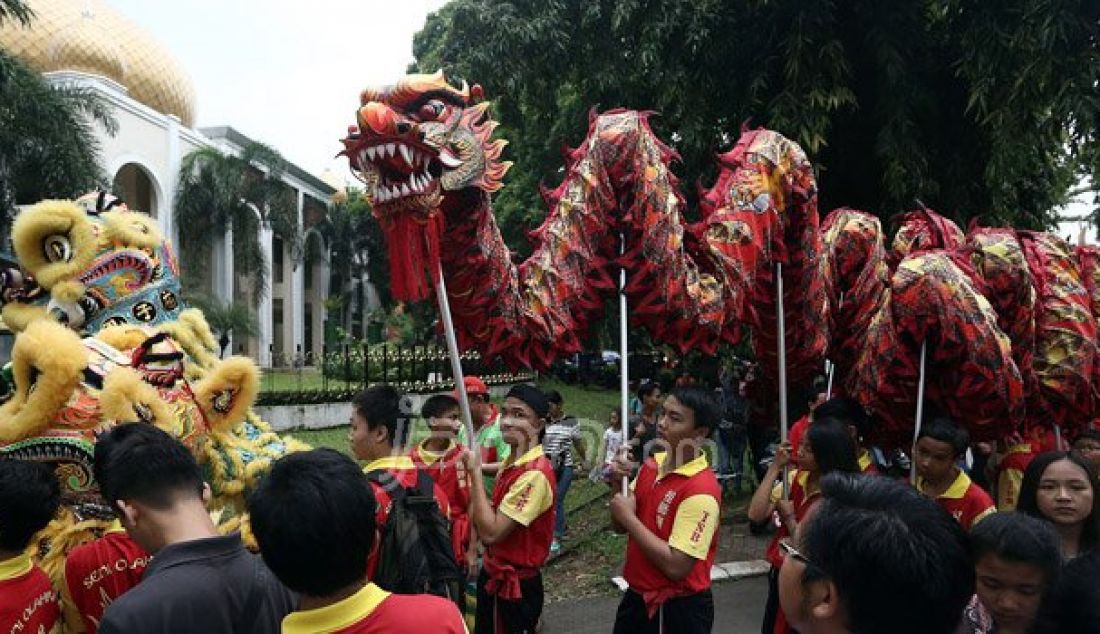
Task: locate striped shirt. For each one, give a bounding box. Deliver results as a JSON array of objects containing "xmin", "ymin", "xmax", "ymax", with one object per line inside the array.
[{"xmin": 544, "ymin": 416, "xmax": 582, "ymax": 469}]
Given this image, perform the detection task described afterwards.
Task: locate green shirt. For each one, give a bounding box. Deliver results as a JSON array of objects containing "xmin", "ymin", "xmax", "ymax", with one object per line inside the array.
[{"xmin": 458, "ymin": 408, "xmax": 511, "ymax": 493}]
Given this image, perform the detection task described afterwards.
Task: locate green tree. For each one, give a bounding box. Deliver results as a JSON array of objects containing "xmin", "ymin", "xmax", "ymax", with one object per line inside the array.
[
  {"xmin": 412, "ymin": 0, "xmax": 1099, "ymax": 247},
  {"xmin": 184, "ymin": 294, "xmax": 259, "ymax": 358},
  {"xmin": 316, "ymin": 188, "xmax": 391, "ymax": 336},
  {"xmin": 174, "ymin": 142, "xmax": 300, "ymax": 300},
  {"xmin": 0, "ymin": 0, "xmax": 31, "ymax": 26}
]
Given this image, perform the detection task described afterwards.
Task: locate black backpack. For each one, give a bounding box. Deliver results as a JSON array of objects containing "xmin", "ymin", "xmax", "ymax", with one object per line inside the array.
[{"xmin": 366, "ymin": 469, "xmax": 465, "ymax": 613}]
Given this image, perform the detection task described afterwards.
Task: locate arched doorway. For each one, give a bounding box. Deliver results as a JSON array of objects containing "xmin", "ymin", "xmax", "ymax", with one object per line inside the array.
[{"xmin": 112, "ymin": 163, "xmax": 158, "ymax": 217}]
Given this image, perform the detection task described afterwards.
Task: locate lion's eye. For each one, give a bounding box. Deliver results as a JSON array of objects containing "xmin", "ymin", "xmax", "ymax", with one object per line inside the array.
[
  {"xmin": 418, "ymin": 101, "xmax": 445, "ymax": 121},
  {"xmin": 44, "ymin": 235, "xmax": 72, "ymax": 263}
]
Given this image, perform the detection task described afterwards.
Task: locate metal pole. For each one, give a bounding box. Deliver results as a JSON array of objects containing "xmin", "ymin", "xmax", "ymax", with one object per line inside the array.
[
  {"xmin": 619, "ymin": 234, "xmax": 630, "ymax": 496},
  {"xmin": 1054, "ymin": 424, "xmax": 1064, "ymax": 451},
  {"xmin": 911, "ymin": 340, "xmax": 928, "ymax": 486},
  {"xmin": 825, "ymin": 292, "xmax": 843, "ymax": 399},
  {"xmin": 435, "ymin": 260, "xmax": 477, "ymax": 445},
  {"xmin": 777, "ymin": 262, "xmax": 790, "ymax": 500}
]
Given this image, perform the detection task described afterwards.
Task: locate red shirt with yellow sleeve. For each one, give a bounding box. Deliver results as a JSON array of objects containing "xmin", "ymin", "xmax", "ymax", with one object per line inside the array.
[
  {"xmin": 622, "ymin": 452, "xmax": 721, "ymax": 611},
  {"xmin": 483, "ymin": 445, "xmax": 556, "ymax": 599},
  {"xmin": 410, "ymin": 440, "xmax": 473, "ymax": 562},
  {"xmin": 0, "ymin": 553, "xmax": 62, "ymax": 634},
  {"xmin": 62, "ymin": 520, "xmax": 150, "ymax": 633},
  {"xmin": 918, "ymin": 469, "xmax": 996, "ymax": 531},
  {"xmin": 281, "ymin": 582, "xmax": 467, "ymax": 633},
  {"xmin": 764, "ymin": 469, "xmax": 819, "ymax": 570},
  {"xmin": 364, "ymin": 455, "xmax": 452, "ymax": 579},
  {"xmin": 996, "ymin": 443, "xmax": 1035, "ymax": 511}
]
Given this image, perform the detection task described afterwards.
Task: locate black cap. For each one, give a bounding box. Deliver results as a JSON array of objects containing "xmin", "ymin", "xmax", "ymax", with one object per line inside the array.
[{"xmin": 505, "ymin": 384, "xmax": 550, "ymax": 419}]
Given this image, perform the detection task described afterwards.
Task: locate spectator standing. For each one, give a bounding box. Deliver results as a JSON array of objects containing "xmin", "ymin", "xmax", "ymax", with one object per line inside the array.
[
  {"xmin": 777, "ymin": 474, "xmax": 974, "ymax": 634},
  {"xmin": 94, "ymin": 424, "xmax": 295, "ymax": 634},
  {"xmin": 1017, "ymin": 451, "xmax": 1100, "ymax": 560},
  {"xmin": 958, "ymin": 512, "xmax": 1060, "ymax": 634},
  {"xmin": 544, "ymin": 389, "xmax": 587, "ymax": 556},
  {"xmin": 248, "ymin": 449, "xmax": 466, "ymax": 633}
]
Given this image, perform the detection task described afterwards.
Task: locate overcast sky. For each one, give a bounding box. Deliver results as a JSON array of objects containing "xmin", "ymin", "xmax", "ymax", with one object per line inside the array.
[{"xmin": 110, "ymin": 0, "xmax": 449, "ymax": 186}]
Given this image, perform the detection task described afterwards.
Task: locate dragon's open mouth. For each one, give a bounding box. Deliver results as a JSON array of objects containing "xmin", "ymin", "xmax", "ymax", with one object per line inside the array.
[{"xmin": 352, "ymin": 138, "xmax": 460, "ymax": 206}]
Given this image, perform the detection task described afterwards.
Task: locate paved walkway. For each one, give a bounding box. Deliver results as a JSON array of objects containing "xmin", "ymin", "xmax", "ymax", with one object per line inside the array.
[{"xmin": 543, "ymin": 575, "xmax": 768, "ymax": 633}]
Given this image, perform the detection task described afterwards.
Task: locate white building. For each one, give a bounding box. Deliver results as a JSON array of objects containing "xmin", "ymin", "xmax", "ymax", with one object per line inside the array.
[{"xmin": 0, "ymin": 0, "xmax": 361, "ymax": 367}]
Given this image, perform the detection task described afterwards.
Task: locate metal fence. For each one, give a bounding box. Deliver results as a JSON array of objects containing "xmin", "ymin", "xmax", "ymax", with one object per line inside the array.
[{"xmin": 258, "ymin": 343, "xmax": 536, "ymax": 405}]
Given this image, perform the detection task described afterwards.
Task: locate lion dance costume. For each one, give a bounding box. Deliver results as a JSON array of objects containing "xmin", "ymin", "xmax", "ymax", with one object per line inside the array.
[{"xmin": 0, "ymin": 192, "xmax": 306, "ymax": 586}]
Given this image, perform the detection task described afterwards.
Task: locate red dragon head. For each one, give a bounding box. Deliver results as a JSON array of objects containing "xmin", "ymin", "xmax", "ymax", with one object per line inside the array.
[{"xmin": 341, "ymin": 71, "xmax": 510, "ymax": 300}]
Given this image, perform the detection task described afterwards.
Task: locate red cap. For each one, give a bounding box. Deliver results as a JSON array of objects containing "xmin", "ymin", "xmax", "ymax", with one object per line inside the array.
[{"xmin": 454, "ymin": 375, "xmax": 488, "ymax": 398}]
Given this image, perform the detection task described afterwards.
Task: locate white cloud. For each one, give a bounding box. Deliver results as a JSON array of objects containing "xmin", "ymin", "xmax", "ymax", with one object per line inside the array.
[{"xmin": 109, "ymin": 0, "xmax": 449, "ymax": 184}]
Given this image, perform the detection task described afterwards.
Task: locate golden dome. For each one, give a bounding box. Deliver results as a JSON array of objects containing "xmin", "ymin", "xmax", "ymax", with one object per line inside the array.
[{"xmin": 0, "ymin": 0, "xmax": 196, "ymax": 126}]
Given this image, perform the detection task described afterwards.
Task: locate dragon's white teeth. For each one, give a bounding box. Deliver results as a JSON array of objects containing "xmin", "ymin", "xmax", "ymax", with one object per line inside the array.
[
  {"xmin": 389, "ymin": 185, "xmax": 401, "ymax": 198},
  {"xmin": 439, "ymin": 148, "xmax": 463, "ymax": 168},
  {"xmin": 385, "ymin": 143, "xmax": 396, "ymax": 158},
  {"xmin": 400, "ymin": 184, "xmax": 411, "ymax": 197},
  {"xmin": 399, "ymin": 145, "xmax": 413, "ymax": 165},
  {"xmin": 365, "ymin": 146, "xmax": 378, "ymax": 161}
]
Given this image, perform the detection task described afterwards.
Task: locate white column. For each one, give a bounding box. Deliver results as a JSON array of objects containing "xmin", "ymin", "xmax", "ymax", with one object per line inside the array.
[
  {"xmin": 221, "ymin": 226, "xmax": 234, "ymax": 352},
  {"xmin": 258, "ymin": 222, "xmax": 273, "ymax": 367},
  {"xmin": 317, "ymin": 254, "xmax": 329, "ymax": 355},
  {"xmin": 163, "ymin": 115, "xmax": 181, "ymax": 245},
  {"xmin": 291, "ymin": 189, "xmax": 305, "ymax": 360}
]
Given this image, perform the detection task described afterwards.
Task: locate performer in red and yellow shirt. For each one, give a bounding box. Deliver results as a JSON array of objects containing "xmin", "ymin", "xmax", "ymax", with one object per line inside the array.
[
  {"xmin": 914, "ymin": 417, "xmax": 995, "ymax": 531},
  {"xmin": 411, "ymin": 394, "xmax": 479, "ymax": 578},
  {"xmin": 0, "ymin": 460, "xmax": 63, "ymax": 634},
  {"xmin": 610, "ymin": 387, "xmax": 724, "ymax": 634},
  {"xmin": 462, "ymin": 384, "xmax": 556, "ymax": 634},
  {"xmin": 348, "ymin": 385, "xmax": 451, "ymax": 581},
  {"xmin": 61, "ymin": 520, "xmax": 150, "ymax": 633},
  {"xmin": 748, "ymin": 416, "xmax": 860, "ymax": 634}
]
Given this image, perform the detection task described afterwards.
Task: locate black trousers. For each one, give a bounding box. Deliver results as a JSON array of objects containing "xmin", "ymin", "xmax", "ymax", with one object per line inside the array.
[
  {"xmin": 474, "ymin": 569, "xmax": 544, "ymax": 634},
  {"xmin": 612, "ymin": 588, "xmax": 714, "ymax": 634},
  {"xmin": 762, "ymin": 565, "xmax": 780, "ymax": 634}
]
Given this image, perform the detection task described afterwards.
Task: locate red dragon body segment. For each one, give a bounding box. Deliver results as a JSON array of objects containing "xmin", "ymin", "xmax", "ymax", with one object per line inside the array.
[
  {"xmin": 966, "ymin": 228, "xmax": 1039, "ymax": 421},
  {"xmin": 889, "ymin": 208, "xmax": 966, "ymax": 268},
  {"xmin": 850, "ymin": 252, "xmax": 1024, "ymax": 446},
  {"xmin": 343, "ymin": 70, "xmax": 1099, "ymax": 444},
  {"xmin": 344, "ymin": 75, "xmax": 824, "ymax": 373},
  {"xmin": 1018, "ymin": 232, "xmax": 1098, "ymax": 435},
  {"xmin": 819, "ymin": 208, "xmax": 890, "ymax": 386}
]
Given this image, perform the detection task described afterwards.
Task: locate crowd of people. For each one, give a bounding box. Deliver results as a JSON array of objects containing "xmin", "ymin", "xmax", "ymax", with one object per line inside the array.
[{"xmin": 2, "ymin": 370, "xmax": 1100, "ymax": 633}]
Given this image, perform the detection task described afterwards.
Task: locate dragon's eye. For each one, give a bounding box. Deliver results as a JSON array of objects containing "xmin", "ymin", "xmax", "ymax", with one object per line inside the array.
[
  {"xmin": 418, "ymin": 100, "xmax": 445, "ymax": 121},
  {"xmin": 44, "ymin": 235, "xmax": 72, "ymax": 263}
]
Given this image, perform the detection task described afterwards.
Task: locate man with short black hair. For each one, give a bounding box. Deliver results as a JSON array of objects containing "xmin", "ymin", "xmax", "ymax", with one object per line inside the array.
[
  {"xmin": 0, "ymin": 460, "xmax": 62, "ymax": 634},
  {"xmin": 609, "ymin": 386, "xmax": 723, "ymax": 634},
  {"xmin": 462, "ymin": 384, "xmax": 558, "ymax": 634},
  {"xmin": 914, "ymin": 416, "xmax": 995, "ymax": 530},
  {"xmin": 248, "ymin": 449, "xmax": 466, "ymax": 633},
  {"xmin": 778, "ymin": 473, "xmax": 974, "ymax": 634},
  {"xmin": 94, "ymin": 424, "xmax": 295, "ymax": 634},
  {"xmin": 347, "ymin": 385, "xmax": 451, "ymax": 580}
]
